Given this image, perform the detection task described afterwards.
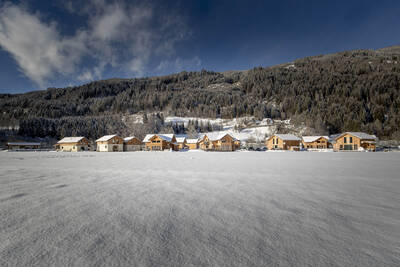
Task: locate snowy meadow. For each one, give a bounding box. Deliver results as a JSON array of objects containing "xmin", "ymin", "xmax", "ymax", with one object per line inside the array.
[{"xmin": 0, "ymin": 151, "xmax": 399, "ymax": 266}]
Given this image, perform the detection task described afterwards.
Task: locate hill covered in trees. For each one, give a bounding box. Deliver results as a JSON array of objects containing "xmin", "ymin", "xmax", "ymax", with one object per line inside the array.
[{"xmin": 1, "ymin": 46, "xmax": 400, "ymax": 141}]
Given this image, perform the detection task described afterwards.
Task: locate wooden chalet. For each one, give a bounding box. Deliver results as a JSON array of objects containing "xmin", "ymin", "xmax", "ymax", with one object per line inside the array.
[
  {"xmin": 143, "ymin": 134, "xmax": 178, "ymax": 151},
  {"xmin": 7, "ymin": 142, "xmax": 41, "ymax": 150},
  {"xmin": 302, "ymin": 136, "xmax": 330, "ymax": 150},
  {"xmin": 186, "ymin": 138, "xmax": 199, "ymax": 150},
  {"xmin": 123, "ymin": 136, "xmax": 143, "ymax": 151},
  {"xmin": 176, "ymin": 137, "xmax": 187, "ymax": 150},
  {"xmin": 56, "ymin": 137, "xmax": 90, "ymax": 152},
  {"xmin": 266, "ymin": 134, "xmax": 301, "ymax": 151},
  {"xmin": 333, "ymin": 132, "xmax": 376, "ymax": 152},
  {"xmin": 198, "ymin": 133, "xmax": 240, "ymax": 151},
  {"xmin": 96, "ymin": 135, "xmax": 124, "ymax": 152}
]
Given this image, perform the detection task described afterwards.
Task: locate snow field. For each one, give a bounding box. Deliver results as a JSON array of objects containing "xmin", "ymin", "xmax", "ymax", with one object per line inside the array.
[{"xmin": 0, "ymin": 152, "xmax": 399, "ymax": 266}]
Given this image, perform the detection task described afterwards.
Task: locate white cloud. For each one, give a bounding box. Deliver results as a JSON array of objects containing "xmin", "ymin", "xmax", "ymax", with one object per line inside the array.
[
  {"xmin": 0, "ymin": 1, "xmax": 196, "ymax": 88},
  {"xmin": 0, "ymin": 3, "xmax": 86, "ymax": 86},
  {"xmin": 77, "ymin": 70, "xmax": 94, "ymax": 82},
  {"xmin": 156, "ymin": 56, "xmax": 202, "ymax": 75}
]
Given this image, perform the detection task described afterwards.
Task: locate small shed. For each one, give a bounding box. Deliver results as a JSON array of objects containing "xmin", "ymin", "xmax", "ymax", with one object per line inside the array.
[{"xmin": 7, "ymin": 142, "xmax": 41, "ymax": 150}]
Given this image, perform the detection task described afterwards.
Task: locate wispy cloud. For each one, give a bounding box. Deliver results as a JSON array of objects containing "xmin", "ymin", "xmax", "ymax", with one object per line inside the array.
[
  {"xmin": 0, "ymin": 1, "xmax": 195, "ymax": 87},
  {"xmin": 156, "ymin": 57, "xmax": 202, "ymax": 75},
  {"xmin": 0, "ymin": 3, "xmax": 86, "ymax": 86}
]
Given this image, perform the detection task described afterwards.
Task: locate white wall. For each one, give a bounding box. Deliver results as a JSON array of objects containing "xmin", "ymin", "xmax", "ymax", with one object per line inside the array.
[{"xmin": 97, "ymin": 143, "xmax": 123, "ymax": 152}]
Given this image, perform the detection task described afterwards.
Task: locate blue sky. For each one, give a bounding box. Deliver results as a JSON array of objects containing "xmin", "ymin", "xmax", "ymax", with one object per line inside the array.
[{"xmin": 0, "ymin": 0, "xmax": 399, "ymax": 93}]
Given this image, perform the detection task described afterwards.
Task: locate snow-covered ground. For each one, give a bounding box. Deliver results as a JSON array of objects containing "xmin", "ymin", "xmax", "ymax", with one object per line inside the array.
[
  {"xmin": 165, "ymin": 116, "xmax": 298, "ymax": 142},
  {"xmin": 1, "ymin": 152, "xmax": 399, "ymax": 266}
]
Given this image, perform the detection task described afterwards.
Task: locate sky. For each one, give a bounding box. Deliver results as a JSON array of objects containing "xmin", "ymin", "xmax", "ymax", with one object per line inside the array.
[{"xmin": 0, "ymin": 0, "xmax": 400, "ymax": 93}]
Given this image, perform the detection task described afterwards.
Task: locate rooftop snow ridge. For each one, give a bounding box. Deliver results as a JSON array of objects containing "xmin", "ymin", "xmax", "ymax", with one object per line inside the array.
[
  {"xmin": 302, "ymin": 136, "xmax": 329, "ymax": 143},
  {"xmin": 96, "ymin": 135, "xmax": 117, "ymax": 142},
  {"xmin": 273, "ymin": 134, "xmax": 301, "ymax": 141},
  {"xmin": 143, "ymin": 134, "xmax": 175, "ymax": 142},
  {"xmin": 57, "ymin": 137, "xmax": 85, "ymax": 143}
]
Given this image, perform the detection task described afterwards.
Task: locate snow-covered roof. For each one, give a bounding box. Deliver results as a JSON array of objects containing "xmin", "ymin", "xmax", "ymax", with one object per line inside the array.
[
  {"xmin": 302, "ymin": 136, "xmax": 329, "ymax": 143},
  {"xmin": 186, "ymin": 138, "xmax": 199, "ymax": 144},
  {"xmin": 335, "ymin": 132, "xmax": 377, "ymax": 140},
  {"xmin": 57, "ymin": 137, "xmax": 85, "ymax": 144},
  {"xmin": 346, "ymin": 132, "xmax": 377, "ymax": 140},
  {"xmin": 96, "ymin": 135, "xmax": 117, "ymax": 142},
  {"xmin": 123, "ymin": 136, "xmax": 137, "ymax": 142},
  {"xmin": 7, "ymin": 142, "xmax": 41, "ymax": 146},
  {"xmin": 202, "ymin": 133, "xmax": 237, "ymax": 141},
  {"xmin": 329, "ymin": 134, "xmax": 341, "ymax": 140},
  {"xmin": 273, "ymin": 134, "xmax": 301, "ymax": 141},
  {"xmin": 176, "ymin": 137, "xmax": 186, "ymax": 143},
  {"xmin": 143, "ymin": 134, "xmax": 175, "ymax": 142}
]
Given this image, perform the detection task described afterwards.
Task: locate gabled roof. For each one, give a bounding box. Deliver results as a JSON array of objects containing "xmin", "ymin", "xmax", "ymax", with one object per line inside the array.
[
  {"xmin": 96, "ymin": 134, "xmax": 118, "ymax": 142},
  {"xmin": 143, "ymin": 134, "xmax": 175, "ymax": 142},
  {"xmin": 57, "ymin": 137, "xmax": 85, "ymax": 144},
  {"xmin": 302, "ymin": 136, "xmax": 329, "ymax": 143},
  {"xmin": 201, "ymin": 133, "xmax": 237, "ymax": 141},
  {"xmin": 176, "ymin": 137, "xmax": 186, "ymax": 143},
  {"xmin": 123, "ymin": 136, "xmax": 138, "ymax": 142},
  {"xmin": 270, "ymin": 134, "xmax": 301, "ymax": 141},
  {"xmin": 335, "ymin": 132, "xmax": 377, "ymax": 140},
  {"xmin": 186, "ymin": 138, "xmax": 199, "ymax": 144}
]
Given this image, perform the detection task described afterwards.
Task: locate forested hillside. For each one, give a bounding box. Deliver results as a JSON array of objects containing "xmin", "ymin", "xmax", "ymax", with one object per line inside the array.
[{"xmin": 1, "ymin": 46, "xmax": 400, "ymax": 140}]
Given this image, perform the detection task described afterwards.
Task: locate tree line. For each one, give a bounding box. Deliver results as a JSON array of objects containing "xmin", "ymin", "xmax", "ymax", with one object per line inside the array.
[{"xmin": 1, "ymin": 46, "xmax": 400, "ymax": 139}]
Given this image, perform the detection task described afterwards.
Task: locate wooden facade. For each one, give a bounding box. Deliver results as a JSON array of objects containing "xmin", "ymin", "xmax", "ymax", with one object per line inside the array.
[
  {"xmin": 96, "ymin": 135, "xmax": 124, "ymax": 152},
  {"xmin": 123, "ymin": 137, "xmax": 143, "ymax": 151},
  {"xmin": 56, "ymin": 137, "xmax": 90, "ymax": 152},
  {"xmin": 176, "ymin": 137, "xmax": 187, "ymax": 150},
  {"xmin": 333, "ymin": 132, "xmax": 376, "ymax": 152},
  {"xmin": 266, "ymin": 134, "xmax": 301, "ymax": 151},
  {"xmin": 186, "ymin": 139, "xmax": 199, "ymax": 150},
  {"xmin": 198, "ymin": 133, "xmax": 240, "ymax": 151},
  {"xmin": 143, "ymin": 134, "xmax": 178, "ymax": 151},
  {"xmin": 302, "ymin": 136, "xmax": 330, "ymax": 150}
]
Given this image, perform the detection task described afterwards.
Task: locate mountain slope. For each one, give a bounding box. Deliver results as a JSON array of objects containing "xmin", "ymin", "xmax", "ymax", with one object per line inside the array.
[{"xmin": 1, "ymin": 46, "xmax": 400, "ymax": 140}]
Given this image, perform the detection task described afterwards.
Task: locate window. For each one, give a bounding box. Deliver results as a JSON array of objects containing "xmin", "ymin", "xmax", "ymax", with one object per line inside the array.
[
  {"xmin": 340, "ymin": 145, "xmax": 343, "ymax": 150},
  {"xmin": 344, "ymin": 145, "xmax": 353, "ymax": 150},
  {"xmin": 354, "ymin": 144, "xmax": 358, "ymax": 150},
  {"xmin": 272, "ymin": 139, "xmax": 275, "ymax": 144},
  {"xmin": 350, "ymin": 137, "xmax": 353, "ymax": 143},
  {"xmin": 276, "ymin": 138, "xmax": 279, "ymax": 144},
  {"xmin": 344, "ymin": 137, "xmax": 347, "ymax": 143}
]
